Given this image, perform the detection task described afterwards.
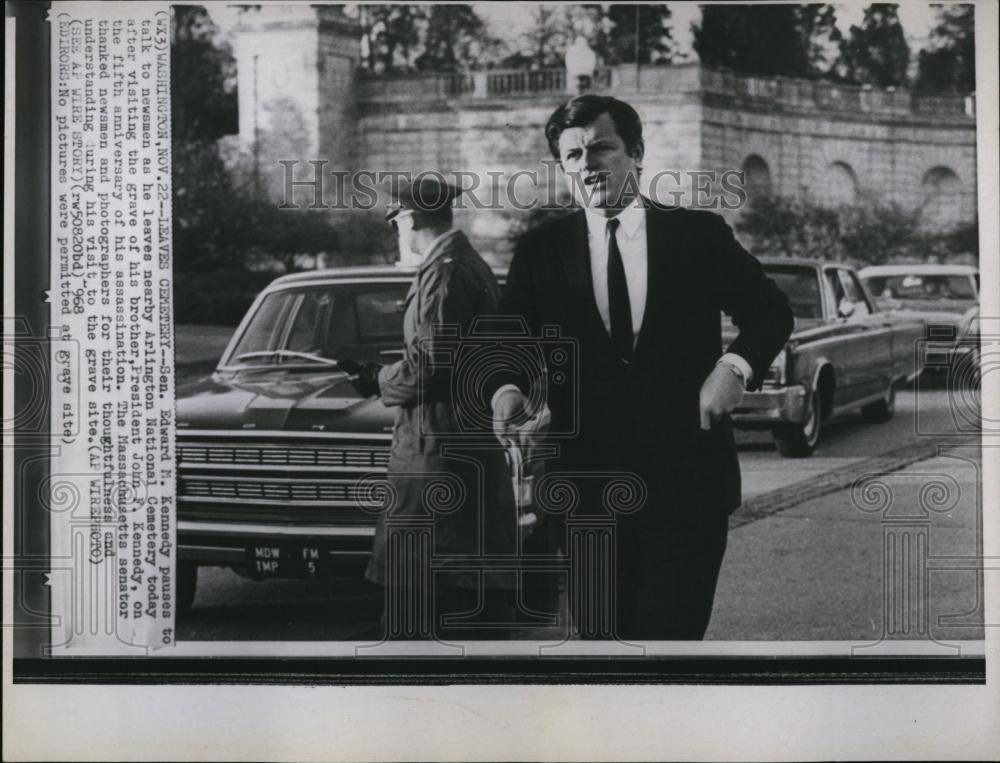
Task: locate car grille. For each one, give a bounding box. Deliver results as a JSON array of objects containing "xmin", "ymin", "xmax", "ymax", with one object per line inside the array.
[
  {"xmin": 177, "ymin": 434, "xmax": 391, "ymax": 526},
  {"xmin": 179, "ymin": 443, "xmax": 389, "ymax": 470},
  {"xmin": 183, "ymin": 477, "xmax": 379, "ymax": 504}
]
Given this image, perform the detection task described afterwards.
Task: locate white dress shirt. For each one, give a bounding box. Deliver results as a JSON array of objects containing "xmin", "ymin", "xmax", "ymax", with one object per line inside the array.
[{"xmin": 585, "ymin": 198, "xmax": 648, "ymax": 341}]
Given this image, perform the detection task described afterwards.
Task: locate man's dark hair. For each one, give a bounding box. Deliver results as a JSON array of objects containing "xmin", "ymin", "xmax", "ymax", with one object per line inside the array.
[{"xmin": 544, "ymin": 95, "xmax": 644, "ymax": 161}]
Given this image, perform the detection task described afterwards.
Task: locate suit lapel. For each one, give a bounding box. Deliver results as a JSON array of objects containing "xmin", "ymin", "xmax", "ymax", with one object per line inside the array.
[
  {"xmin": 633, "ymin": 203, "xmax": 689, "ymax": 361},
  {"xmin": 557, "ymin": 212, "xmax": 615, "ymax": 348},
  {"xmin": 556, "ymin": 211, "xmax": 591, "ymax": 304},
  {"xmin": 637, "ymin": 204, "xmax": 665, "ymax": 346}
]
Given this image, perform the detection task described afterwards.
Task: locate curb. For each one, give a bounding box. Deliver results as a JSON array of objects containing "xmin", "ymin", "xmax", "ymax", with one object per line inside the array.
[{"xmin": 730, "ymin": 435, "xmax": 980, "ymax": 529}]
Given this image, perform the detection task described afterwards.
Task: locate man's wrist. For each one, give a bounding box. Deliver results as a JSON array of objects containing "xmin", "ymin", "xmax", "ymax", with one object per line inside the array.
[
  {"xmin": 717, "ymin": 353, "xmax": 751, "ymax": 389},
  {"xmin": 491, "ymin": 384, "xmax": 523, "ymax": 411}
]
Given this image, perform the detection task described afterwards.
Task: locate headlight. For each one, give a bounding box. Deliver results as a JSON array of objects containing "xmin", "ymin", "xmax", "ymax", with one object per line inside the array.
[{"xmin": 765, "ymin": 349, "xmax": 787, "ymax": 386}]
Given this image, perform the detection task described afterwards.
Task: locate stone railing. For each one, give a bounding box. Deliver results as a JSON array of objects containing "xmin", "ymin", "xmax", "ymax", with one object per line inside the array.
[
  {"xmin": 357, "ymin": 66, "xmax": 612, "ymax": 102},
  {"xmin": 699, "ymin": 67, "xmax": 975, "ymax": 119},
  {"xmin": 485, "ymin": 67, "xmax": 565, "ymax": 96},
  {"xmin": 357, "ymin": 72, "xmax": 475, "ymax": 100},
  {"xmin": 357, "ymin": 64, "xmax": 975, "ymax": 120}
]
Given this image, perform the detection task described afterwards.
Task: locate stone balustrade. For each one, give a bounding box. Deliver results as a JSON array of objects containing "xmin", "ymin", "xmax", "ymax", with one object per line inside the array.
[
  {"xmin": 357, "ymin": 66, "xmax": 610, "ymax": 102},
  {"xmin": 699, "ymin": 67, "xmax": 974, "ymax": 119},
  {"xmin": 356, "ymin": 63, "xmax": 975, "ymax": 120}
]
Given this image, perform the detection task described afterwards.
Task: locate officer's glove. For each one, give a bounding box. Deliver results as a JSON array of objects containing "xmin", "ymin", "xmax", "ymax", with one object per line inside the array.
[{"xmin": 337, "ymin": 358, "xmax": 382, "ymax": 398}]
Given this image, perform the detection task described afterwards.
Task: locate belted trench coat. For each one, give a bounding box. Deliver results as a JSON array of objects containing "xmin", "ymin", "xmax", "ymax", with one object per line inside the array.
[{"xmin": 365, "ymin": 230, "xmax": 517, "ymax": 589}]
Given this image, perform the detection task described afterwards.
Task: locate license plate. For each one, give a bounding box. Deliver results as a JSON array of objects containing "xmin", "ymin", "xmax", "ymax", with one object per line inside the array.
[{"xmin": 247, "ymin": 542, "xmax": 328, "ymax": 579}]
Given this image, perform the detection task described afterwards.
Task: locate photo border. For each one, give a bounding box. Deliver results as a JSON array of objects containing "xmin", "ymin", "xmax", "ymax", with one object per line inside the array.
[{"xmin": 4, "ymin": 0, "xmax": 999, "ymax": 759}]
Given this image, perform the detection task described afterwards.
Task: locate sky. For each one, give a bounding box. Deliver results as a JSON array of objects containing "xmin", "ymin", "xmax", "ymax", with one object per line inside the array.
[{"xmin": 204, "ymin": 2, "xmax": 944, "ymax": 60}]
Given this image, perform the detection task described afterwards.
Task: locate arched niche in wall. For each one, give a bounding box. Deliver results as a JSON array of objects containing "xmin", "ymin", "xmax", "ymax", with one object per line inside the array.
[
  {"xmin": 741, "ymin": 154, "xmax": 773, "ymax": 202},
  {"xmin": 818, "ymin": 161, "xmax": 858, "ymax": 207},
  {"xmin": 920, "ymin": 166, "xmax": 962, "ymax": 229}
]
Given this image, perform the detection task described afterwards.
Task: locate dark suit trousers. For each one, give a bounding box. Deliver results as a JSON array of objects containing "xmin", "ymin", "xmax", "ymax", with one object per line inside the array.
[
  {"xmin": 611, "ymin": 508, "xmax": 730, "ymax": 641},
  {"xmin": 556, "ymin": 504, "xmax": 728, "ymax": 641}
]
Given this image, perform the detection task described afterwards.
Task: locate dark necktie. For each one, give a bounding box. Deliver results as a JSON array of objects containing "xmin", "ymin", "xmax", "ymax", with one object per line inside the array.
[{"xmin": 606, "ymin": 218, "xmax": 633, "ymax": 362}]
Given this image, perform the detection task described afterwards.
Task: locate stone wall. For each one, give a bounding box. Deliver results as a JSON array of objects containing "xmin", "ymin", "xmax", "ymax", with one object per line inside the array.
[
  {"xmin": 351, "ymin": 69, "xmax": 975, "ymax": 258},
  {"xmin": 698, "ymin": 85, "xmax": 977, "ymax": 227},
  {"xmin": 231, "ymin": 7, "xmax": 977, "ymax": 263},
  {"xmin": 231, "ymin": 6, "xmax": 361, "ymax": 200}
]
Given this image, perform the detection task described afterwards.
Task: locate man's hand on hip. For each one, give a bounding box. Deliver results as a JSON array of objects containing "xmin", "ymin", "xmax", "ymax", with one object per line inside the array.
[
  {"xmin": 492, "ymin": 387, "xmax": 526, "ymax": 444},
  {"xmin": 699, "ymin": 361, "xmax": 746, "ymax": 430}
]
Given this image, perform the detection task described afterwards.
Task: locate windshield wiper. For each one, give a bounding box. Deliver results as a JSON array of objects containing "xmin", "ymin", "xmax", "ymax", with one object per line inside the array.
[{"xmin": 232, "ymin": 350, "xmax": 342, "ymax": 367}]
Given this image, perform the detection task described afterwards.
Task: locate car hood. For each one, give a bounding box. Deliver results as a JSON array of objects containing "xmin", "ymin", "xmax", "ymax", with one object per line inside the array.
[{"xmin": 176, "ymin": 369, "xmax": 395, "ymax": 435}]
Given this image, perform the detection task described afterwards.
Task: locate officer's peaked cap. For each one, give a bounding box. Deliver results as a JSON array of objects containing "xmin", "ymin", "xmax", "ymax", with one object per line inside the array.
[{"xmin": 384, "ymin": 173, "xmax": 463, "ymax": 222}]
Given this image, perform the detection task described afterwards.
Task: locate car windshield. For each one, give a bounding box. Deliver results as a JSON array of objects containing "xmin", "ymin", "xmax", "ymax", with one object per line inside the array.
[
  {"xmin": 225, "ymin": 283, "xmax": 409, "ymax": 368},
  {"xmin": 763, "ymin": 265, "xmax": 823, "ymax": 320},
  {"xmin": 861, "ymin": 274, "xmax": 977, "ymax": 302}
]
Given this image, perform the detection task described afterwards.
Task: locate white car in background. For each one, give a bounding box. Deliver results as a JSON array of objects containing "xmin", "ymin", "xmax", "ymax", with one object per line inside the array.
[{"xmin": 859, "ymin": 263, "xmax": 979, "ymax": 372}]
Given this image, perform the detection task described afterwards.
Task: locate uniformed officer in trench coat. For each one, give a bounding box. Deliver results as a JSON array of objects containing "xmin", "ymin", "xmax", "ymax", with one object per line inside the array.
[{"xmin": 342, "ymin": 175, "xmax": 518, "ymax": 640}]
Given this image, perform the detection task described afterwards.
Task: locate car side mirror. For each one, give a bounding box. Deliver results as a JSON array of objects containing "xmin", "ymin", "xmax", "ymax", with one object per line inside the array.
[{"xmin": 837, "ymin": 299, "xmax": 856, "ymax": 319}]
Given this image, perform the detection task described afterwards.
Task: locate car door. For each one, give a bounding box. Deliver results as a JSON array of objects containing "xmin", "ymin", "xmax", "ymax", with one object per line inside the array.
[{"xmin": 837, "ymin": 268, "xmax": 893, "ymax": 401}]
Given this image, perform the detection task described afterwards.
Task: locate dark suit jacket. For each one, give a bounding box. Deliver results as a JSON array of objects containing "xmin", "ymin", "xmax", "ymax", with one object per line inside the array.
[{"xmin": 500, "ymin": 201, "xmax": 793, "ymax": 526}]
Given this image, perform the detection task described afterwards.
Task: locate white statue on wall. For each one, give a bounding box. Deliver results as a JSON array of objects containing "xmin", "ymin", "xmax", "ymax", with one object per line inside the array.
[{"xmin": 565, "ymin": 36, "xmax": 597, "ymax": 94}]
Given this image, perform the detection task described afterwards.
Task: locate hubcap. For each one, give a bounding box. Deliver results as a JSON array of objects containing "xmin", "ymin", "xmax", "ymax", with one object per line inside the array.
[{"xmin": 802, "ymin": 392, "xmax": 820, "ymax": 444}]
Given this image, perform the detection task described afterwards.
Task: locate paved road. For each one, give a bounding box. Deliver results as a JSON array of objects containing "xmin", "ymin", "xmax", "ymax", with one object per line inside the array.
[
  {"xmin": 176, "ymin": 384, "xmax": 981, "ymax": 643},
  {"xmin": 739, "ymin": 381, "xmax": 975, "ymax": 497},
  {"xmin": 709, "ymin": 449, "xmax": 983, "ymax": 643}
]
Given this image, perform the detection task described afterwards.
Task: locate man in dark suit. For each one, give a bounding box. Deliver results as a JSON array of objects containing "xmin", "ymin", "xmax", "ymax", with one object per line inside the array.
[{"xmin": 492, "ymin": 95, "xmax": 794, "ymax": 640}]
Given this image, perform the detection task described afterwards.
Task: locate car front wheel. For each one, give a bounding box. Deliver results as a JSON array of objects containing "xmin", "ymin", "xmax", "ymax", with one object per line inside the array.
[{"xmin": 773, "ymin": 388, "xmax": 821, "ymax": 458}]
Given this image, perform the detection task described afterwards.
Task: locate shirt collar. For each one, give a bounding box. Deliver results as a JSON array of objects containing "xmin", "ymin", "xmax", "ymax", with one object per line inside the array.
[{"xmin": 584, "ymin": 196, "xmax": 646, "ymax": 240}]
